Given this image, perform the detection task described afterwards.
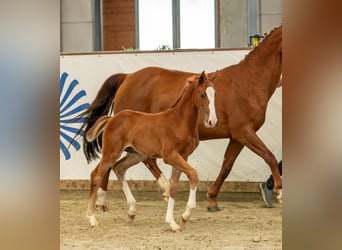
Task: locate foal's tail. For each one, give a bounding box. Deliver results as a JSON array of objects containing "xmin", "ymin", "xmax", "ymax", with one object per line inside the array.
[
  {"xmin": 74, "ymin": 73, "xmax": 127, "ymax": 163},
  {"xmin": 85, "ymin": 116, "xmax": 111, "ymax": 142}
]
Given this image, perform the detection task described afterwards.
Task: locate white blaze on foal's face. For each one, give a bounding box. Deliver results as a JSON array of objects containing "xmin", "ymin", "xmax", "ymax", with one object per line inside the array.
[{"xmin": 205, "ymin": 86, "xmax": 217, "ymax": 127}]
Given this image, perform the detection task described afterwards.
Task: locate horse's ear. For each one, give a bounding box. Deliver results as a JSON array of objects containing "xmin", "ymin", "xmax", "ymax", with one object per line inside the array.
[
  {"xmin": 198, "ymin": 71, "xmax": 206, "ymax": 85},
  {"xmin": 209, "ymin": 70, "xmax": 219, "ymax": 82}
]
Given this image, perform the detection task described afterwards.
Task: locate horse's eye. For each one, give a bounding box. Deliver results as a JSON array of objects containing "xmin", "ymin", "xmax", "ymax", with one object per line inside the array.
[{"xmin": 200, "ymin": 93, "xmax": 206, "ymax": 99}]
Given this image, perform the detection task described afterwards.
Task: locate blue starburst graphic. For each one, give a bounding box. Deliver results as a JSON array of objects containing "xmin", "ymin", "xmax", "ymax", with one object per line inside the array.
[{"xmin": 60, "ymin": 72, "xmax": 90, "ymax": 160}]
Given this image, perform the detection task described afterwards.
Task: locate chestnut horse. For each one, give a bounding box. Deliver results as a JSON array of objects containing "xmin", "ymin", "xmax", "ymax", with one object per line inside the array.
[
  {"xmin": 78, "ymin": 25, "xmax": 282, "ymax": 212},
  {"xmin": 85, "ymin": 72, "xmax": 217, "ymax": 232}
]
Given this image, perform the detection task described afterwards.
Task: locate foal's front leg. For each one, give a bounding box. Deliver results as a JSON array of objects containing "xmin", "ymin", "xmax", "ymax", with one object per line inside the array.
[
  {"xmin": 165, "ymin": 167, "xmax": 182, "ymax": 232},
  {"xmin": 181, "ymin": 186, "xmax": 197, "ymax": 223},
  {"xmin": 164, "ymin": 153, "xmax": 199, "ymax": 232}
]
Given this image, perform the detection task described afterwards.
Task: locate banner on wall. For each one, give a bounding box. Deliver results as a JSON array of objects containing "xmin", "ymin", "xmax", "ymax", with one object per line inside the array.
[{"xmin": 60, "ymin": 50, "xmax": 282, "ymax": 182}]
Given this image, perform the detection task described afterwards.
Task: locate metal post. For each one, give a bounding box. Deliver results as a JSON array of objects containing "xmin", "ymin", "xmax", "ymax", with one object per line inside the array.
[
  {"xmin": 172, "ymin": 0, "xmax": 180, "ymax": 49},
  {"xmin": 214, "ymin": 0, "xmax": 219, "ymax": 48},
  {"xmin": 93, "ymin": 0, "xmax": 102, "ymax": 51},
  {"xmin": 247, "ymin": 0, "xmax": 260, "ymax": 45},
  {"xmin": 135, "ymin": 0, "xmax": 140, "ymax": 49}
]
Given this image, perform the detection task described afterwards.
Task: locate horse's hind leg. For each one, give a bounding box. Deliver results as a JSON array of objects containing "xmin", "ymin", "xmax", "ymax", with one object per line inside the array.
[
  {"xmin": 143, "ymin": 158, "xmax": 170, "ymax": 200},
  {"xmin": 112, "ymin": 152, "xmax": 146, "ymax": 221},
  {"xmin": 239, "ymin": 131, "xmax": 282, "ymax": 196}
]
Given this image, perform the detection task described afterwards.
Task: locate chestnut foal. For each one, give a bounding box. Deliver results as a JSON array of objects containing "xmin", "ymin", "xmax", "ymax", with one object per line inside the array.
[{"xmin": 85, "ymin": 71, "xmax": 217, "ymax": 232}]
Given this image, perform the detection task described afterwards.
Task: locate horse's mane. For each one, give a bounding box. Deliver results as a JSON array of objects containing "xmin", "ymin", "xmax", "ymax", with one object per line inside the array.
[{"xmin": 239, "ymin": 24, "xmax": 282, "ymax": 64}]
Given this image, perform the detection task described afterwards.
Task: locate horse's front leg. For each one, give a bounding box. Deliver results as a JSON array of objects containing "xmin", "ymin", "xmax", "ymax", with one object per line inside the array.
[
  {"xmin": 181, "ymin": 186, "xmax": 197, "ymax": 223},
  {"xmin": 165, "ymin": 167, "xmax": 182, "ymax": 232},
  {"xmin": 143, "ymin": 157, "xmax": 170, "ymax": 201},
  {"xmin": 164, "ymin": 153, "xmax": 198, "ymax": 232},
  {"xmin": 121, "ymin": 178, "xmax": 136, "ymax": 221},
  {"xmin": 207, "ymin": 139, "xmax": 244, "ymax": 212}
]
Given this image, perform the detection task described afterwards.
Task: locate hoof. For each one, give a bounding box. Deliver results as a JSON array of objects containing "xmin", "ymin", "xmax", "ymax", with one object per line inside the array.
[
  {"xmin": 277, "ymin": 195, "xmax": 283, "ymax": 204},
  {"xmin": 181, "ymin": 215, "xmax": 187, "ymax": 224},
  {"xmin": 163, "ymin": 195, "xmax": 169, "ymax": 202},
  {"xmin": 276, "ymin": 189, "xmax": 283, "ymax": 204},
  {"xmin": 207, "ymin": 206, "xmax": 221, "ymax": 212},
  {"xmin": 87, "ymin": 215, "xmax": 99, "ymax": 227},
  {"xmin": 128, "ymin": 213, "xmax": 136, "ymax": 221},
  {"xmin": 173, "ymin": 228, "xmax": 182, "ymax": 233},
  {"xmin": 95, "ymin": 204, "xmax": 109, "ymax": 212},
  {"xmin": 91, "ymin": 220, "xmax": 99, "ymax": 227}
]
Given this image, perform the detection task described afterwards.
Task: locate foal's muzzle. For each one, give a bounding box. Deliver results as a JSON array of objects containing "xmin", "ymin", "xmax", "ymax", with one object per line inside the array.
[{"xmin": 204, "ymin": 113, "xmax": 217, "ymax": 128}]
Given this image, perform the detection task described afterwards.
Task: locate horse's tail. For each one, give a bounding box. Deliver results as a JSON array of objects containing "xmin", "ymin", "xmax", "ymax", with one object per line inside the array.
[
  {"xmin": 85, "ymin": 116, "xmax": 111, "ymax": 142},
  {"xmin": 75, "ymin": 73, "xmax": 127, "ymax": 163}
]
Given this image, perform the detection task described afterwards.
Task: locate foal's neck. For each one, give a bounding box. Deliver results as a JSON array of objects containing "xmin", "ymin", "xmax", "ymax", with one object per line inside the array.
[{"xmin": 171, "ymin": 84, "xmax": 199, "ymax": 130}]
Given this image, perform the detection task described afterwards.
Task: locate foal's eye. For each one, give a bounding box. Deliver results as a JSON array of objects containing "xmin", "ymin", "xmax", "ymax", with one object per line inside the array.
[{"xmin": 200, "ymin": 93, "xmax": 206, "ymax": 99}]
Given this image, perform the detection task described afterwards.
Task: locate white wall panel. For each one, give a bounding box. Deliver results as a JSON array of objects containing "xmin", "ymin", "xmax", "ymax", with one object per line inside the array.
[{"xmin": 60, "ymin": 49, "xmax": 282, "ymax": 182}]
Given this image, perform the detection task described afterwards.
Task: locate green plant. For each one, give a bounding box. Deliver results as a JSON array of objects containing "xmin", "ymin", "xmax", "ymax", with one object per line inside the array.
[
  {"xmin": 156, "ymin": 45, "xmax": 171, "ymax": 50},
  {"xmin": 122, "ymin": 46, "xmax": 140, "ymax": 52}
]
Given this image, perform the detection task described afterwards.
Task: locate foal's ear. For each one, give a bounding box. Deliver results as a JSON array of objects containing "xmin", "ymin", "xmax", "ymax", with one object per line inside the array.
[
  {"xmin": 198, "ymin": 70, "xmax": 206, "ymax": 85},
  {"xmin": 209, "ymin": 70, "xmax": 219, "ymax": 82},
  {"xmin": 186, "ymin": 75, "xmax": 198, "ymax": 84}
]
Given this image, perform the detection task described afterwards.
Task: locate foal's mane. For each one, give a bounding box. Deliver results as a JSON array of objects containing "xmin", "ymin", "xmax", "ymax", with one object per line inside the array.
[
  {"xmin": 169, "ymin": 72, "xmax": 206, "ymax": 109},
  {"xmin": 169, "ymin": 80, "xmax": 195, "ymax": 109}
]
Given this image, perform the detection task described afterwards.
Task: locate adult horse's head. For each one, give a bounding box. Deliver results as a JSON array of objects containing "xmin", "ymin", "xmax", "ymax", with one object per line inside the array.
[{"xmin": 187, "ymin": 71, "xmax": 218, "ymax": 128}]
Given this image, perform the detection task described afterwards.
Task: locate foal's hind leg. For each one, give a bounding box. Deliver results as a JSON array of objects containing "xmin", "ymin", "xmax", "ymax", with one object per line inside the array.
[
  {"xmin": 86, "ymin": 155, "xmax": 119, "ymax": 226},
  {"xmin": 112, "ymin": 152, "xmax": 146, "ymax": 221},
  {"xmin": 95, "ymin": 168, "xmax": 110, "ymax": 212},
  {"xmin": 96, "ymin": 158, "xmax": 170, "ymax": 212}
]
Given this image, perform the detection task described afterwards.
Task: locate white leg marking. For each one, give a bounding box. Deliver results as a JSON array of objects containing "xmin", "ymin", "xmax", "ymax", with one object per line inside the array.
[
  {"xmin": 95, "ymin": 187, "xmax": 107, "ymax": 206},
  {"xmin": 206, "ymin": 86, "xmax": 217, "ymax": 127},
  {"xmin": 276, "ymin": 188, "xmax": 283, "ymax": 203},
  {"xmin": 122, "ymin": 178, "xmax": 136, "ymax": 216},
  {"xmin": 158, "ymin": 174, "xmax": 170, "ymax": 198},
  {"xmin": 182, "ymin": 187, "xmax": 197, "ymax": 221},
  {"xmin": 86, "ymin": 214, "xmax": 99, "ymax": 227},
  {"xmin": 165, "ymin": 197, "xmax": 181, "ymax": 231}
]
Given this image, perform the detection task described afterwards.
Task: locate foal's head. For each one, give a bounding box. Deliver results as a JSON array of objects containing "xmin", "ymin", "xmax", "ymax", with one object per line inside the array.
[{"xmin": 187, "ymin": 71, "xmax": 218, "ymax": 128}]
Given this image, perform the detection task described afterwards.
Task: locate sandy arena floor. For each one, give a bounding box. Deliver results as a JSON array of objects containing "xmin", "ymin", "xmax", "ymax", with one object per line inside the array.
[{"xmin": 60, "ymin": 189, "xmax": 282, "ymax": 250}]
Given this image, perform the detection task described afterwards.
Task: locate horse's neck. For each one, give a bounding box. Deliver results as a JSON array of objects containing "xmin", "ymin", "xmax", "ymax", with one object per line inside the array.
[
  {"xmin": 171, "ymin": 85, "xmax": 199, "ymax": 130},
  {"xmin": 240, "ymin": 40, "xmax": 282, "ymax": 97}
]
